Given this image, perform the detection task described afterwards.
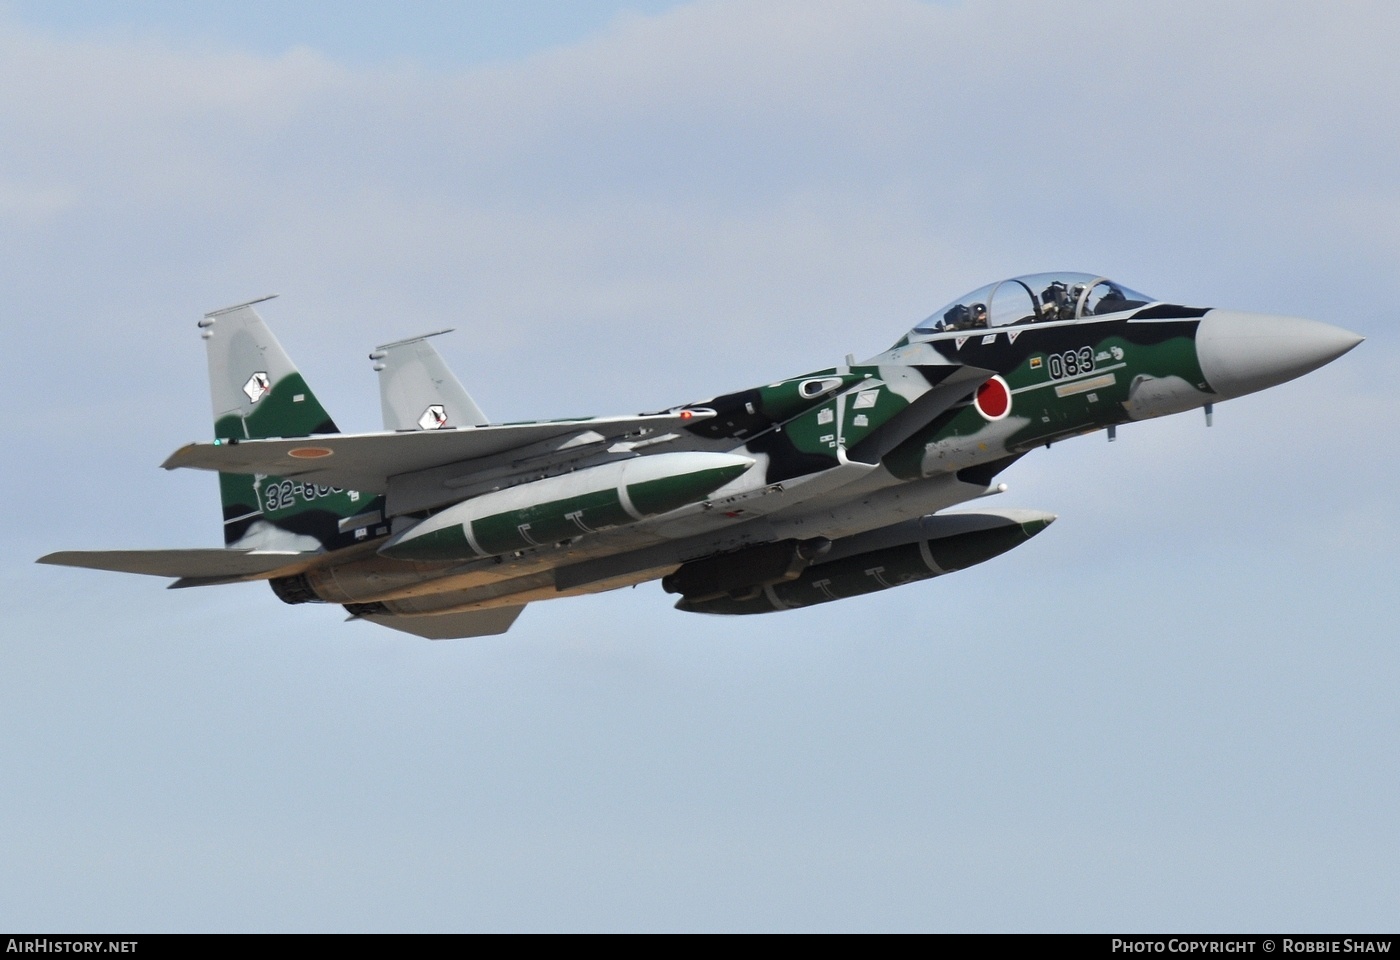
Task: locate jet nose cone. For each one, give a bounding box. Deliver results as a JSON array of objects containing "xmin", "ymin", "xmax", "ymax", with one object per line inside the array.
[{"xmin": 1197, "ymin": 310, "xmax": 1364, "ymax": 400}]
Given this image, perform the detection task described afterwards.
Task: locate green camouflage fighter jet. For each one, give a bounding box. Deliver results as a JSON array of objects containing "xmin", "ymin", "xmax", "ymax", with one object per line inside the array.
[{"xmin": 40, "ymin": 273, "xmax": 1362, "ymax": 639}]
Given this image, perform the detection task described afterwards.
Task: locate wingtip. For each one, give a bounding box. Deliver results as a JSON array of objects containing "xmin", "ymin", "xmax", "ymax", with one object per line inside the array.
[{"xmin": 160, "ymin": 443, "xmax": 202, "ymax": 470}]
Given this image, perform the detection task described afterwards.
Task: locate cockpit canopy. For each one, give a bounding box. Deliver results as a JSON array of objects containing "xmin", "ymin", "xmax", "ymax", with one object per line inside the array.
[{"xmin": 912, "ymin": 272, "xmax": 1155, "ymax": 335}]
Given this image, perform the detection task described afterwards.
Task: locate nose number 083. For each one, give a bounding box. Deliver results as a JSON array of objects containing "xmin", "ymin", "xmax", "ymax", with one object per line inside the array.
[{"xmin": 1047, "ymin": 347, "xmax": 1095, "ymax": 380}]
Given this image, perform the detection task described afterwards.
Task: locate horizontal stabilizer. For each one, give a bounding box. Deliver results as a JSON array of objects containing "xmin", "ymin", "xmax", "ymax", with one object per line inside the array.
[
  {"xmin": 358, "ymin": 605, "xmax": 525, "ymax": 640},
  {"xmin": 162, "ymin": 411, "xmax": 714, "ymax": 493},
  {"xmin": 37, "ymin": 548, "xmax": 315, "ymax": 580}
]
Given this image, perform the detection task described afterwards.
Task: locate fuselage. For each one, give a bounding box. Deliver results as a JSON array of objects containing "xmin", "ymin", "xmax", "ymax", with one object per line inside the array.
[
  {"xmin": 40, "ymin": 274, "xmax": 1363, "ymax": 637},
  {"xmin": 280, "ymin": 279, "xmax": 1361, "ymax": 620}
]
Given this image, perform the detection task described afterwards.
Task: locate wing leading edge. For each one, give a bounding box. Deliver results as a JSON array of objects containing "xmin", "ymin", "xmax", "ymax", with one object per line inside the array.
[{"xmin": 160, "ymin": 411, "xmax": 714, "ymax": 494}]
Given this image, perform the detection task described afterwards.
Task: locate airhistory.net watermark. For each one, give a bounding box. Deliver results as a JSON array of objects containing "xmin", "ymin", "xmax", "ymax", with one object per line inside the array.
[{"xmin": 5, "ymin": 942, "xmax": 136, "ymax": 953}]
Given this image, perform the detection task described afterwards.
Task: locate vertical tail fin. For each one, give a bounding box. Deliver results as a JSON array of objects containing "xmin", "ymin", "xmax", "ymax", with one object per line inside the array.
[
  {"xmin": 199, "ymin": 297, "xmax": 384, "ymax": 550},
  {"xmin": 369, "ymin": 329, "xmax": 488, "ymax": 430},
  {"xmin": 201, "ymin": 295, "xmax": 338, "ymax": 441}
]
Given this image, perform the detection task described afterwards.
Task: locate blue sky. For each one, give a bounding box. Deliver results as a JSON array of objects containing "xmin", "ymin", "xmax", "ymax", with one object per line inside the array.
[
  {"xmin": 4, "ymin": 1, "xmax": 690, "ymax": 66},
  {"xmin": 2, "ymin": 0, "xmax": 1396, "ymax": 932}
]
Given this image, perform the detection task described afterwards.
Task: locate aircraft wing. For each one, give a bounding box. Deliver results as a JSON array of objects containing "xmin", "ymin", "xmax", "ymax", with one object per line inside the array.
[
  {"xmin": 161, "ymin": 411, "xmax": 712, "ymax": 493},
  {"xmin": 37, "ymin": 548, "xmax": 315, "ymax": 579}
]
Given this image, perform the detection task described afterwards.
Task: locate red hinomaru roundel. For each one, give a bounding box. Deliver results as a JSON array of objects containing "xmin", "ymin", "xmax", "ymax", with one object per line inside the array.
[{"xmin": 974, "ymin": 376, "xmax": 1011, "ymax": 421}]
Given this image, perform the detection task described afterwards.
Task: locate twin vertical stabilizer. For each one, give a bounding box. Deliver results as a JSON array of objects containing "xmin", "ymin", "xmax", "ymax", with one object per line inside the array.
[
  {"xmin": 369, "ymin": 330, "xmax": 488, "ymax": 431},
  {"xmin": 199, "ymin": 297, "xmax": 378, "ymax": 551},
  {"xmin": 201, "ymin": 296, "xmax": 339, "ymax": 441}
]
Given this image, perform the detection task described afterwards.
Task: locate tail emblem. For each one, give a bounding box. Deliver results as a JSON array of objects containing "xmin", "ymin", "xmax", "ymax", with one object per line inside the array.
[
  {"xmin": 242, "ymin": 372, "xmax": 271, "ymax": 403},
  {"xmin": 417, "ymin": 404, "xmax": 449, "ymax": 430}
]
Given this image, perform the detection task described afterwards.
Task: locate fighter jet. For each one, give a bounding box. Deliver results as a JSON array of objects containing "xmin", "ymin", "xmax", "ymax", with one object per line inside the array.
[{"xmin": 39, "ymin": 273, "xmax": 1362, "ymax": 639}]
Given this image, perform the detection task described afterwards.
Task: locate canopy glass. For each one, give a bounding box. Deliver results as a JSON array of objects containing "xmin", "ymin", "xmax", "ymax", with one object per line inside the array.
[{"xmin": 913, "ymin": 272, "xmax": 1155, "ymax": 334}]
